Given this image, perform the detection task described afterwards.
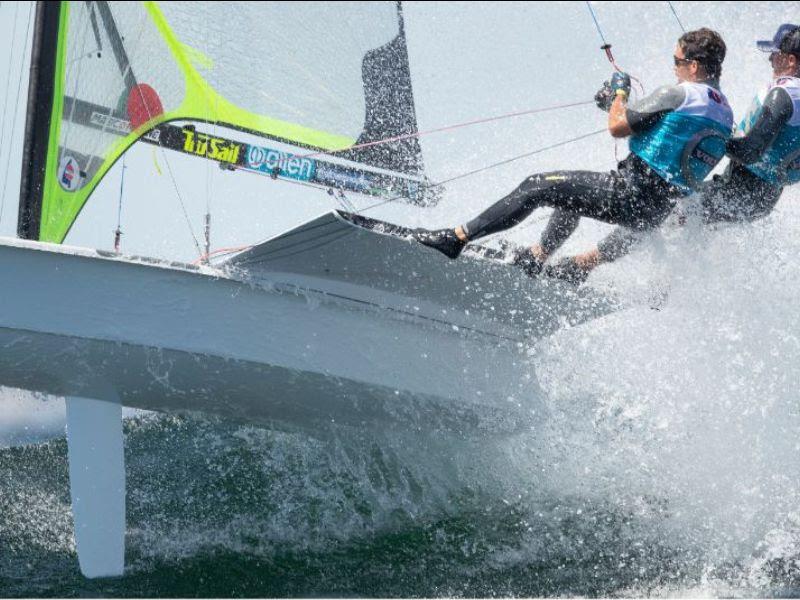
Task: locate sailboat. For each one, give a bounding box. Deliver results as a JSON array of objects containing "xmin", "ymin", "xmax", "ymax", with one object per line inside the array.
[{"xmin": 0, "ymin": 1, "xmax": 615, "ymax": 578}]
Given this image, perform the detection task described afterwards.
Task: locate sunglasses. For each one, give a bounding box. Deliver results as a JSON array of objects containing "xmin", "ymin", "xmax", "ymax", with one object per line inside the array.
[{"xmin": 673, "ymin": 56, "xmax": 695, "ymax": 67}]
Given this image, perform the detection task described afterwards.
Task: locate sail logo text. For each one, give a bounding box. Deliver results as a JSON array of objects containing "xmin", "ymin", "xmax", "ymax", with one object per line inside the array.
[
  {"xmin": 246, "ymin": 145, "xmax": 315, "ymax": 181},
  {"xmin": 182, "ymin": 130, "xmax": 241, "ymax": 164},
  {"xmin": 89, "ymin": 112, "xmax": 161, "ymax": 142},
  {"xmin": 315, "ymin": 164, "xmax": 372, "ymax": 192}
]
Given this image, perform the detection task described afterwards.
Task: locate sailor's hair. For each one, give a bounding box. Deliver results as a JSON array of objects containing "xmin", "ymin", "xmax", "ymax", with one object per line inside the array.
[
  {"xmin": 679, "ymin": 28, "xmax": 726, "ymax": 79},
  {"xmin": 779, "ymin": 26, "xmax": 800, "ymax": 60}
]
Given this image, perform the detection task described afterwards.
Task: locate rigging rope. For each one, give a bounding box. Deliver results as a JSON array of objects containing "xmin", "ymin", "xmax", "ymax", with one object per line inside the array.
[
  {"xmin": 203, "ymin": 21, "xmax": 218, "ymax": 265},
  {"xmin": 357, "ymin": 128, "xmax": 607, "ymax": 215},
  {"xmin": 214, "ymin": 97, "xmax": 599, "ymax": 236},
  {"xmin": 113, "ymin": 155, "xmax": 126, "ymax": 253},
  {"xmin": 584, "ymin": 1, "xmax": 645, "ymax": 95},
  {"xmin": 228, "ymin": 98, "xmax": 594, "ymax": 191},
  {"xmin": 0, "ymin": 1, "xmax": 20, "ymax": 227},
  {"xmin": 161, "ymin": 146, "xmax": 204, "ymax": 257},
  {"xmin": 225, "ymin": 126, "xmax": 605, "ymax": 216},
  {"xmin": 428, "ymin": 129, "xmax": 606, "ymax": 190},
  {"xmin": 195, "ymin": 127, "xmax": 606, "ymax": 264},
  {"xmin": 585, "ymin": 1, "xmax": 609, "ymax": 47},
  {"xmin": 0, "ymin": 3, "xmax": 32, "ymax": 227},
  {"xmin": 125, "ymin": 64, "xmax": 205, "ymax": 257},
  {"xmin": 667, "ymin": 1, "xmax": 687, "ymax": 33},
  {"xmin": 293, "ymin": 99, "xmax": 594, "ymax": 161},
  {"xmin": 192, "ymin": 40, "xmax": 597, "ymax": 264},
  {"xmin": 186, "ymin": 8, "xmax": 660, "ymax": 264}
]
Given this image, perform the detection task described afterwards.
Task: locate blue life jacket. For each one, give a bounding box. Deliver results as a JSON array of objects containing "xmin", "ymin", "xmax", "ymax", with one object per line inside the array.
[
  {"xmin": 629, "ymin": 82, "xmax": 733, "ymax": 193},
  {"xmin": 740, "ymin": 77, "xmax": 800, "ymax": 185}
]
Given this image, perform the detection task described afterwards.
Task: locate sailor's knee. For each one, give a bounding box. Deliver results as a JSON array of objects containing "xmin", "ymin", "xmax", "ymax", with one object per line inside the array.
[
  {"xmin": 523, "ymin": 172, "xmax": 567, "ymax": 191},
  {"xmin": 522, "ymin": 174, "xmax": 542, "ymax": 188}
]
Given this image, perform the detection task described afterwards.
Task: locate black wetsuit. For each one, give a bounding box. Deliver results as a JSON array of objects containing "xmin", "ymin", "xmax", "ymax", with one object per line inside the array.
[
  {"xmin": 462, "ymin": 154, "xmax": 677, "ymax": 244},
  {"xmin": 586, "ymin": 84, "xmax": 794, "ymax": 261},
  {"xmin": 462, "ymin": 83, "xmax": 697, "ymax": 248}
]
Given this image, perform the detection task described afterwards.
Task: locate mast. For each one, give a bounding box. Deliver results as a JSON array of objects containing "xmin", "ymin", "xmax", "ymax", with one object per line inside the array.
[{"xmin": 17, "ymin": 1, "xmax": 61, "ymax": 240}]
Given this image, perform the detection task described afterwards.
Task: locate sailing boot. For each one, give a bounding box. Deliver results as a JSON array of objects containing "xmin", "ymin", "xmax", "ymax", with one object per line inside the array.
[
  {"xmin": 412, "ymin": 228, "xmax": 467, "ymax": 259},
  {"xmin": 510, "ymin": 247, "xmax": 544, "ymax": 278}
]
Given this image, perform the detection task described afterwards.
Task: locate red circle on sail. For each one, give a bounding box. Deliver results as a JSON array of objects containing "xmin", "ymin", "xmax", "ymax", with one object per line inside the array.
[{"xmin": 127, "ymin": 83, "xmax": 164, "ymax": 130}]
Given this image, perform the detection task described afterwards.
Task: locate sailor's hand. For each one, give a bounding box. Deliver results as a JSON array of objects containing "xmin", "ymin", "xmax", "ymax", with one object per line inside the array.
[
  {"xmin": 594, "ymin": 80, "xmax": 614, "ymax": 112},
  {"xmin": 610, "ymin": 72, "xmax": 631, "ymax": 99}
]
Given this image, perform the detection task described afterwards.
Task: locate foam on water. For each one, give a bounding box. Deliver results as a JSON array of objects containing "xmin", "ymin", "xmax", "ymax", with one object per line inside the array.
[
  {"xmin": 530, "ymin": 192, "xmax": 800, "ymax": 593},
  {"xmin": 0, "ymin": 389, "xmax": 65, "ymax": 448},
  {"xmin": 3, "ymin": 2, "xmax": 800, "ymax": 595},
  {"xmin": 3, "ymin": 185, "xmax": 800, "ymax": 597}
]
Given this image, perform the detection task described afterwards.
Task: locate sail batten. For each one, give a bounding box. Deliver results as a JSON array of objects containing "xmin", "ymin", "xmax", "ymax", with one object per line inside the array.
[{"xmin": 19, "ymin": 1, "xmax": 432, "ymax": 244}]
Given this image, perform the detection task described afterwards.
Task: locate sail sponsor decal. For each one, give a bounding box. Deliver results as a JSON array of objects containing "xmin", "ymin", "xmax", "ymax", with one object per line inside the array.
[
  {"xmin": 89, "ymin": 112, "xmax": 130, "ymax": 135},
  {"xmin": 241, "ymin": 141, "xmax": 427, "ymax": 201},
  {"xmin": 57, "ymin": 155, "xmax": 83, "ymax": 192},
  {"xmin": 315, "ymin": 162, "xmax": 422, "ymax": 200},
  {"xmin": 182, "ymin": 129, "xmax": 241, "ymax": 163},
  {"xmin": 72, "ymin": 99, "xmax": 429, "ymax": 203},
  {"xmin": 89, "ymin": 112, "xmax": 162, "ymax": 142},
  {"xmin": 315, "ymin": 163, "xmax": 375, "ymax": 193},
  {"xmin": 241, "ymin": 141, "xmax": 423, "ymax": 200},
  {"xmin": 245, "ymin": 145, "xmax": 315, "ymax": 182}
]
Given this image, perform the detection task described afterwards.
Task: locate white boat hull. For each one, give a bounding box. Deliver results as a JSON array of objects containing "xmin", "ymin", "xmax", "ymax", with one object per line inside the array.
[
  {"xmin": 0, "ymin": 212, "xmax": 619, "ymax": 578},
  {"xmin": 0, "ymin": 212, "xmax": 614, "ymax": 435}
]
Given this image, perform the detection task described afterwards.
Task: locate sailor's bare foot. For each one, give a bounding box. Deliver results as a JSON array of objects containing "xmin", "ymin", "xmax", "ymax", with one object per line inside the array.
[
  {"xmin": 574, "ymin": 248, "xmax": 600, "ymax": 270},
  {"xmin": 530, "ymin": 244, "xmax": 548, "ymax": 263}
]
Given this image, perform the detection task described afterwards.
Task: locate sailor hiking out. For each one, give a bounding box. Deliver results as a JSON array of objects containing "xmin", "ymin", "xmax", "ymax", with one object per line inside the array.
[
  {"xmin": 414, "ymin": 28, "xmax": 733, "ymax": 278},
  {"xmin": 529, "ymin": 24, "xmax": 800, "ymax": 284}
]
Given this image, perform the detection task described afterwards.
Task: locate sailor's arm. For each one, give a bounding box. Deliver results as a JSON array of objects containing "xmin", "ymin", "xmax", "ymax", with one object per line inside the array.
[
  {"xmin": 575, "ymin": 227, "xmax": 642, "ymax": 268},
  {"xmin": 726, "ymin": 87, "xmax": 793, "ymax": 164},
  {"xmin": 614, "ymin": 85, "xmax": 687, "ymax": 139},
  {"xmin": 608, "ymin": 94, "xmax": 633, "ymax": 138},
  {"xmin": 596, "ymin": 227, "xmax": 643, "ymax": 262},
  {"xmin": 544, "ymin": 227, "xmax": 644, "ymax": 284}
]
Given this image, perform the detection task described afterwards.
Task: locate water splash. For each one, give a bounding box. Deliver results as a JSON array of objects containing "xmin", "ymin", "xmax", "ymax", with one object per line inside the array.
[{"xmin": 533, "ymin": 197, "xmax": 800, "ymax": 593}]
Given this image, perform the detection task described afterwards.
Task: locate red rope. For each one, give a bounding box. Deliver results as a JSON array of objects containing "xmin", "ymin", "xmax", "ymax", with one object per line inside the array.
[
  {"xmin": 601, "ymin": 44, "xmax": 645, "ymax": 95},
  {"xmin": 193, "ymin": 245, "xmax": 253, "ymax": 266},
  {"xmin": 294, "ymin": 99, "xmax": 594, "ymax": 161},
  {"xmin": 194, "ymin": 100, "xmax": 604, "ymax": 264}
]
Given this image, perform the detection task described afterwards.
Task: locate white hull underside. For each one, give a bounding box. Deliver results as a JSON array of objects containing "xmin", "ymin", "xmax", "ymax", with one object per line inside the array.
[{"xmin": 0, "ymin": 212, "xmax": 615, "ymax": 435}]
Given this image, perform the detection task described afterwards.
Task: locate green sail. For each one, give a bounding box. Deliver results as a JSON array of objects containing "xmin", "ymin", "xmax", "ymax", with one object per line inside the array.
[{"xmin": 31, "ymin": 1, "xmax": 425, "ymax": 243}]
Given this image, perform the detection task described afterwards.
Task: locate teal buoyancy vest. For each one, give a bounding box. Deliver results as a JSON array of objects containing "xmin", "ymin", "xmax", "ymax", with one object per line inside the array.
[
  {"xmin": 629, "ymin": 82, "xmax": 733, "ymax": 193},
  {"xmin": 741, "ymin": 77, "xmax": 800, "ymax": 185}
]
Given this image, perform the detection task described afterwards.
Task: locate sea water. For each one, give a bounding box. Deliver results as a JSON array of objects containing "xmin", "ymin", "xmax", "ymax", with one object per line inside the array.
[{"xmin": 2, "ymin": 1, "xmax": 800, "ymax": 596}]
